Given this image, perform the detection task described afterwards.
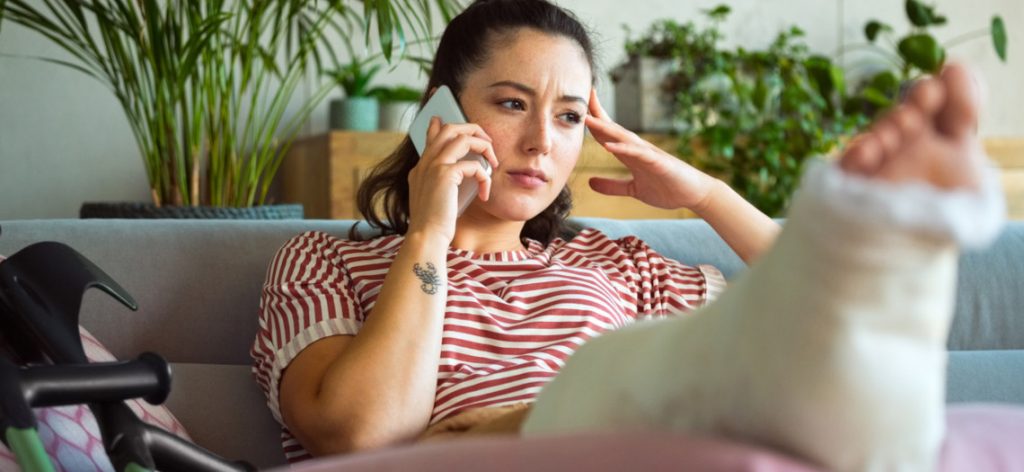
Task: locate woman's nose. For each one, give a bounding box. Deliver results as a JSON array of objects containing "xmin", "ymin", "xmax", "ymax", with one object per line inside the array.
[{"xmin": 523, "ymin": 115, "xmax": 553, "ymax": 156}]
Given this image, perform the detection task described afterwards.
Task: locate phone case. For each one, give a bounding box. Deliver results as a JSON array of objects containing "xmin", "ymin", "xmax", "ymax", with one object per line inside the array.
[{"xmin": 408, "ymin": 85, "xmax": 492, "ymax": 216}]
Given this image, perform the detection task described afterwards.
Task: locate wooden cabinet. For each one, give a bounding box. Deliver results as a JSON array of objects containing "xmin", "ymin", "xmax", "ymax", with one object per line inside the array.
[{"xmin": 281, "ymin": 131, "xmax": 1024, "ymax": 220}]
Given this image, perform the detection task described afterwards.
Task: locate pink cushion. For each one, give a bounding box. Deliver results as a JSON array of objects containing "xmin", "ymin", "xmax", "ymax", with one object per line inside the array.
[
  {"xmin": 286, "ymin": 432, "xmax": 818, "ymax": 472},
  {"xmin": 0, "ymin": 327, "xmax": 190, "ymax": 472},
  {"xmin": 939, "ymin": 404, "xmax": 1024, "ymax": 471},
  {"xmin": 280, "ymin": 405, "xmax": 1024, "ymax": 472}
]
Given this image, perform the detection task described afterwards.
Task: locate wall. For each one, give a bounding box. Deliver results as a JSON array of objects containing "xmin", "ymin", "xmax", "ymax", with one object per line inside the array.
[{"xmin": 1, "ymin": 0, "xmax": 1020, "ymax": 219}]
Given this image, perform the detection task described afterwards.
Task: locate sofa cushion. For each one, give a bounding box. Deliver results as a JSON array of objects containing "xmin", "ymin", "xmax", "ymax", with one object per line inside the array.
[
  {"xmin": 947, "ymin": 350, "xmax": 1024, "ymax": 404},
  {"xmin": 949, "ymin": 225, "xmax": 1024, "ymax": 350},
  {"xmin": 164, "ymin": 363, "xmax": 285, "ymax": 469}
]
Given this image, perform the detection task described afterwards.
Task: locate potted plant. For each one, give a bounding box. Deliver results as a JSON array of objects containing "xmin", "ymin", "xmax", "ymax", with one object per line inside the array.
[
  {"xmin": 0, "ymin": 0, "xmax": 460, "ymax": 218},
  {"xmin": 327, "ymin": 58, "xmax": 384, "ymax": 131},
  {"xmin": 845, "ymin": 0, "xmax": 1008, "ymax": 117},
  {"xmin": 372, "ymin": 85, "xmax": 424, "ymax": 131},
  {"xmin": 616, "ymin": 6, "xmax": 869, "ymax": 216}
]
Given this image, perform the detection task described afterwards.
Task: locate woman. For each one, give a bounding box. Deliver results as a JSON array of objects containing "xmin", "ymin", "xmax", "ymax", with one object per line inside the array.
[{"xmin": 252, "ymin": 0, "xmax": 1004, "ymax": 470}]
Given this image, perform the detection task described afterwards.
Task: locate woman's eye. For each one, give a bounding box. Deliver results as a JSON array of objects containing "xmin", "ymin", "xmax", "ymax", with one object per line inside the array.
[
  {"xmin": 499, "ymin": 99, "xmax": 525, "ymax": 110},
  {"xmin": 560, "ymin": 112, "xmax": 583, "ymax": 125}
]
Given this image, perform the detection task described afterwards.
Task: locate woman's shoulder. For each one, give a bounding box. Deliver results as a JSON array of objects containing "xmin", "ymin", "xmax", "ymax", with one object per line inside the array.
[
  {"xmin": 548, "ymin": 228, "xmax": 659, "ymax": 260},
  {"xmin": 277, "ymin": 230, "xmax": 405, "ymax": 260}
]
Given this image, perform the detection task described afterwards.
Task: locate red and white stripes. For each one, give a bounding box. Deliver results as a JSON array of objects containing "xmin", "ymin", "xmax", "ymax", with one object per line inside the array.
[{"xmin": 251, "ymin": 229, "xmax": 723, "ymax": 462}]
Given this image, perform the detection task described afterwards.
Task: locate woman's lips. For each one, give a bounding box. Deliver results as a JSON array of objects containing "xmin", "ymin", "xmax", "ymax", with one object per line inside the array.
[{"xmin": 507, "ymin": 170, "xmax": 548, "ymax": 189}]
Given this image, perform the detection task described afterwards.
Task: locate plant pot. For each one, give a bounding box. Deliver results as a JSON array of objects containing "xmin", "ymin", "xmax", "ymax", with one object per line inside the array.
[
  {"xmin": 378, "ymin": 101, "xmax": 418, "ymax": 132},
  {"xmin": 79, "ymin": 202, "xmax": 304, "ymax": 219},
  {"xmin": 329, "ymin": 97, "xmax": 379, "ymax": 131},
  {"xmin": 610, "ymin": 56, "xmax": 682, "ymax": 133}
]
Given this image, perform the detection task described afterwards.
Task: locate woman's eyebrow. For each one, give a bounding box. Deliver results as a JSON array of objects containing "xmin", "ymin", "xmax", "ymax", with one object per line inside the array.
[{"xmin": 487, "ymin": 80, "xmax": 587, "ymax": 107}]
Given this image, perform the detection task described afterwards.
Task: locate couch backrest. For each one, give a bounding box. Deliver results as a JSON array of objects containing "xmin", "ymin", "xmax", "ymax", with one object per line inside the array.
[{"xmin": 1, "ymin": 218, "xmax": 1022, "ymax": 360}]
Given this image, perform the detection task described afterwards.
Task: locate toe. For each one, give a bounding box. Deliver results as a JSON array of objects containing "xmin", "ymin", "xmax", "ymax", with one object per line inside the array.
[
  {"xmin": 936, "ymin": 63, "xmax": 982, "ymax": 139},
  {"xmin": 840, "ymin": 134, "xmax": 884, "ymax": 175},
  {"xmin": 907, "ymin": 77, "xmax": 945, "ymax": 117},
  {"xmin": 873, "ymin": 116, "xmax": 902, "ymax": 159},
  {"xmin": 890, "ymin": 107, "xmax": 926, "ymax": 143}
]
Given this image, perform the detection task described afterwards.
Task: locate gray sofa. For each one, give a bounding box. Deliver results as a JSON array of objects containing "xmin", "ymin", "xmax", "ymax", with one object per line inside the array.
[{"xmin": 1, "ymin": 218, "xmax": 1022, "ymax": 469}]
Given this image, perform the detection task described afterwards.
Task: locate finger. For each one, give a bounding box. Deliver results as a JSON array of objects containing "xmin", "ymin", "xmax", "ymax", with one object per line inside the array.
[
  {"xmin": 451, "ymin": 158, "xmax": 493, "ymax": 201},
  {"xmin": 585, "ymin": 113, "xmax": 645, "ymax": 147},
  {"xmin": 424, "ymin": 120, "xmax": 491, "ymax": 152},
  {"xmin": 436, "ymin": 135, "xmax": 498, "ymax": 167},
  {"xmin": 425, "ymin": 123, "xmax": 498, "ymax": 167},
  {"xmin": 588, "ymin": 176, "xmax": 634, "ymax": 197},
  {"xmin": 436, "ymin": 122, "xmax": 493, "ymax": 145},
  {"xmin": 427, "ymin": 116, "xmax": 442, "ymax": 141},
  {"xmin": 603, "ymin": 141, "xmax": 658, "ymax": 165},
  {"xmin": 588, "ymin": 88, "xmax": 610, "ymax": 120}
]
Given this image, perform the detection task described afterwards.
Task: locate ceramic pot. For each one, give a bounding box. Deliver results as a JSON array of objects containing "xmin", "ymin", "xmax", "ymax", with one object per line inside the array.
[{"xmin": 329, "ymin": 97, "xmax": 379, "ymax": 131}]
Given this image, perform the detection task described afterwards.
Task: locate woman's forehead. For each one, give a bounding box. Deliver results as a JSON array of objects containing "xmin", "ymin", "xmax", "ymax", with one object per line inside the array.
[{"xmin": 468, "ymin": 30, "xmax": 592, "ymax": 97}]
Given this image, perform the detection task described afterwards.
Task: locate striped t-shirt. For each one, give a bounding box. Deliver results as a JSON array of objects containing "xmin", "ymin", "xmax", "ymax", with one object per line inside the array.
[{"xmin": 251, "ymin": 228, "xmax": 726, "ymax": 462}]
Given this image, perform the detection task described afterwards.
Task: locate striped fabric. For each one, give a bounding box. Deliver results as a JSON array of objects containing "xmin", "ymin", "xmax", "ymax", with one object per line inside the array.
[{"xmin": 251, "ymin": 229, "xmax": 725, "ymax": 462}]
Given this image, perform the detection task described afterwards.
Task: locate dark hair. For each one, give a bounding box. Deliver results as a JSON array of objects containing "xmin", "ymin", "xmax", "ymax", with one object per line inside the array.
[{"xmin": 351, "ymin": 0, "xmax": 596, "ymax": 245}]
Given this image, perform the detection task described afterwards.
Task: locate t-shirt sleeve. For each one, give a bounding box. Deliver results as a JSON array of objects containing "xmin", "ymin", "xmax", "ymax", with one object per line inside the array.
[
  {"xmin": 250, "ymin": 231, "xmax": 364, "ymax": 425},
  {"xmin": 615, "ymin": 235, "xmax": 727, "ymax": 320}
]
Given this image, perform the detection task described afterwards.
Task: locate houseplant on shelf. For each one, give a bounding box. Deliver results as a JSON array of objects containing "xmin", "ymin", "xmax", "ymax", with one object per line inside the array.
[
  {"xmin": 844, "ymin": 0, "xmax": 1008, "ymax": 117},
  {"xmin": 327, "ymin": 57, "xmax": 383, "ymax": 131},
  {"xmin": 372, "ymin": 85, "xmax": 423, "ymax": 131},
  {"xmin": 617, "ymin": 6, "xmax": 869, "ymax": 217},
  {"xmin": 0, "ymin": 0, "xmax": 460, "ymax": 218}
]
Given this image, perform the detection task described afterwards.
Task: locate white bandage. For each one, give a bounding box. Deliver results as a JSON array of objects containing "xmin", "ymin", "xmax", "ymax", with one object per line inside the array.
[{"xmin": 523, "ymin": 158, "xmax": 1006, "ymax": 472}]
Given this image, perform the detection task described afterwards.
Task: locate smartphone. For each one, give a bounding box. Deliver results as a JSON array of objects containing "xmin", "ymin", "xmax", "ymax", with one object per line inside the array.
[{"xmin": 408, "ymin": 85, "xmax": 492, "ymax": 216}]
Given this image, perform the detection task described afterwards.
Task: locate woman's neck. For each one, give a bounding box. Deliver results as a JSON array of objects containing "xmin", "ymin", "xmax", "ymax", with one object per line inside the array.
[{"xmin": 450, "ymin": 215, "xmax": 527, "ymax": 254}]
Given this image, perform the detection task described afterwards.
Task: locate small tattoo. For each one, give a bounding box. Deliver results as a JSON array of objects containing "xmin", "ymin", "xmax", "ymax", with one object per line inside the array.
[{"xmin": 413, "ymin": 262, "xmax": 441, "ymax": 295}]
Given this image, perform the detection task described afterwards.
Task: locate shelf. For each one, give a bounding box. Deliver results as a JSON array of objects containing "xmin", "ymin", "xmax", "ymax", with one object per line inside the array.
[{"xmin": 280, "ymin": 131, "xmax": 1024, "ymax": 220}]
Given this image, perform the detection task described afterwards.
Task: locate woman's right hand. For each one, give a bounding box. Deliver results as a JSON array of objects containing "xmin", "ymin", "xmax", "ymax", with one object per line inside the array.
[{"xmin": 407, "ymin": 117, "xmax": 499, "ymax": 242}]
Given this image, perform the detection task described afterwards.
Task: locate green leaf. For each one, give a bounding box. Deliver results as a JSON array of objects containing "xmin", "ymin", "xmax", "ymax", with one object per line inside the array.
[
  {"xmin": 862, "ymin": 87, "xmax": 894, "ymax": 107},
  {"xmin": 898, "ymin": 34, "xmax": 945, "ymax": 73},
  {"xmin": 992, "ymin": 16, "xmax": 1008, "ymax": 62},
  {"xmin": 869, "ymin": 71, "xmax": 900, "ymax": 95},
  {"xmin": 864, "ymin": 20, "xmax": 892, "ymax": 42},
  {"xmin": 805, "ymin": 55, "xmax": 836, "ymax": 96},
  {"xmin": 704, "ymin": 5, "xmax": 730, "ymax": 20},
  {"xmin": 905, "ymin": 0, "xmax": 941, "ymax": 27}
]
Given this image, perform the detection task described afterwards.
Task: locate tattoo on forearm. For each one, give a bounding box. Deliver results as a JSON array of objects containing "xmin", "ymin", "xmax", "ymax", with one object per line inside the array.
[{"xmin": 413, "ymin": 262, "xmax": 441, "ymax": 295}]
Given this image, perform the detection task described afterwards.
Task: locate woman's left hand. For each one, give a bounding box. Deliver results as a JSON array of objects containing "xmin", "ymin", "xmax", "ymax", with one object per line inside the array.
[{"xmin": 585, "ymin": 88, "xmax": 718, "ymax": 211}]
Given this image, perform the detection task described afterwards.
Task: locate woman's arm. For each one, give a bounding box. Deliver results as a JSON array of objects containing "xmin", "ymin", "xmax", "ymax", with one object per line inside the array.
[
  {"xmin": 280, "ymin": 118, "xmax": 501, "ymax": 455},
  {"xmin": 585, "ymin": 89, "xmax": 779, "ymax": 263},
  {"xmin": 690, "ymin": 179, "xmax": 780, "ymax": 263},
  {"xmin": 279, "ymin": 232, "xmax": 450, "ymax": 455}
]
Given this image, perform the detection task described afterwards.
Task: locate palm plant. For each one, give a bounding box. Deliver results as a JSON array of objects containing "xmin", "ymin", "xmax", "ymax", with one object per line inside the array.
[{"xmin": 0, "ymin": 0, "xmax": 460, "ymax": 208}]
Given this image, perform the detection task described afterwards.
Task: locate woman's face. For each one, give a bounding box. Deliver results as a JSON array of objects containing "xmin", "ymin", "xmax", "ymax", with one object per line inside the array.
[{"xmin": 455, "ymin": 28, "xmax": 592, "ymax": 223}]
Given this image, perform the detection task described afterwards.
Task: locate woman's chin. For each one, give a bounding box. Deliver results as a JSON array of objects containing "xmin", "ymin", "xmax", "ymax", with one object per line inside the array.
[{"xmin": 467, "ymin": 197, "xmax": 551, "ymax": 223}]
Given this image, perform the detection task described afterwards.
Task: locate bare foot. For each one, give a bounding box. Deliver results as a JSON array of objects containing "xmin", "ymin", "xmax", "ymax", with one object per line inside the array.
[{"xmin": 840, "ymin": 63, "xmax": 985, "ymax": 191}]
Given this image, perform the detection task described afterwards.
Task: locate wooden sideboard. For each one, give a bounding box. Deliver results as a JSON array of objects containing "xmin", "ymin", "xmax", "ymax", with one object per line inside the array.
[{"xmin": 281, "ymin": 131, "xmax": 1024, "ymax": 220}]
